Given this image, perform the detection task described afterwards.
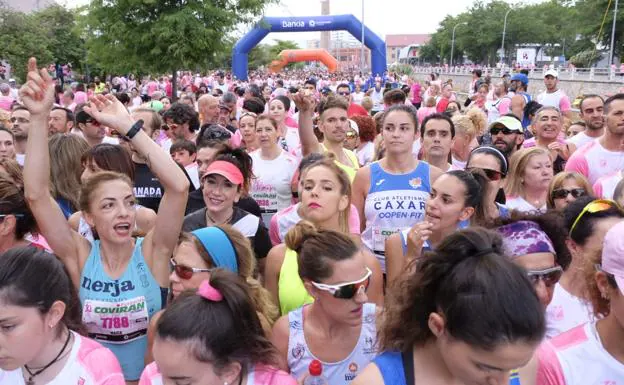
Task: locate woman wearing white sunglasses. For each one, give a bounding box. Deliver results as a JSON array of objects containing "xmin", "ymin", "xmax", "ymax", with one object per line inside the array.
[{"xmin": 270, "ymin": 220, "xmax": 378, "ymax": 385}]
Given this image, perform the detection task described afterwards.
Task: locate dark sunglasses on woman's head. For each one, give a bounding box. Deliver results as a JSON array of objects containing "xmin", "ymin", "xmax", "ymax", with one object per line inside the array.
[
  {"xmin": 310, "ymin": 268, "xmax": 372, "ymax": 299},
  {"xmin": 551, "ymin": 188, "xmax": 586, "ymax": 200},
  {"xmin": 170, "ymin": 258, "xmax": 213, "ymax": 280},
  {"xmin": 345, "ymin": 131, "xmax": 358, "ymax": 139},
  {"xmin": 526, "ymin": 266, "xmax": 563, "ymax": 287},
  {"xmin": 85, "ymin": 117, "xmax": 100, "ymax": 126},
  {"xmin": 466, "ymin": 167, "xmax": 504, "ymax": 181}
]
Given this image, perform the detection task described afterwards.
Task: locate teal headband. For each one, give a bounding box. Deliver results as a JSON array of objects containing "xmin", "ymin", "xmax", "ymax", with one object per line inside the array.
[{"xmin": 191, "ymin": 227, "xmax": 239, "ymax": 273}]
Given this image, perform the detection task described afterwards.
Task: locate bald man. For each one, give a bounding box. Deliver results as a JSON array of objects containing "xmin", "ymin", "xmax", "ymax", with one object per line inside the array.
[{"xmin": 198, "ymin": 94, "xmax": 219, "ymax": 126}]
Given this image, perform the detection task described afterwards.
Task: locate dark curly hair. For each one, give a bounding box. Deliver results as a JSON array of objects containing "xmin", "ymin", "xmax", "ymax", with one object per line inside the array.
[
  {"xmin": 379, "ymin": 227, "xmax": 545, "ymax": 353},
  {"xmin": 163, "ymin": 102, "xmax": 200, "ymax": 133},
  {"xmin": 350, "ymin": 115, "xmax": 376, "ymax": 143}
]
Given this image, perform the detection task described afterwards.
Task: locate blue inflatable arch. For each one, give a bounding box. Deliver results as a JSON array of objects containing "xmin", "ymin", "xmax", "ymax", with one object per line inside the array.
[{"xmin": 233, "ymin": 15, "xmax": 387, "ymax": 80}]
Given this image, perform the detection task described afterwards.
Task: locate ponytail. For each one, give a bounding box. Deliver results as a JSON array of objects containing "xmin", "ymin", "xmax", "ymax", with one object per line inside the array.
[
  {"xmin": 285, "ymin": 221, "xmax": 359, "ymax": 282},
  {"xmin": 156, "ymin": 269, "xmax": 278, "ymax": 371},
  {"xmin": 447, "ymin": 169, "xmax": 489, "ymax": 226},
  {"xmin": 379, "ymin": 227, "xmax": 545, "ymax": 352}
]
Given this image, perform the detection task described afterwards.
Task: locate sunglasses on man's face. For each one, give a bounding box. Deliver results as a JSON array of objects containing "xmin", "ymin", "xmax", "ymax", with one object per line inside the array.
[
  {"xmin": 466, "ymin": 167, "xmax": 504, "ymax": 181},
  {"xmin": 85, "ymin": 118, "xmax": 100, "ymax": 126},
  {"xmin": 338, "ymin": 91, "xmax": 350, "ymax": 96},
  {"xmin": 526, "ymin": 266, "xmax": 563, "ymax": 287},
  {"xmin": 311, "ymin": 268, "xmax": 372, "ymax": 299},
  {"xmin": 552, "ymin": 188, "xmax": 586, "ymax": 200},
  {"xmin": 170, "ymin": 258, "xmax": 213, "ymax": 280},
  {"xmin": 490, "ymin": 126, "xmax": 519, "ymax": 136}
]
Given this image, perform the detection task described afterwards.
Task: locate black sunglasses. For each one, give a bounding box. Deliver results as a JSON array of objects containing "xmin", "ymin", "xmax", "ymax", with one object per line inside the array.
[
  {"xmin": 552, "ymin": 188, "xmax": 586, "ymax": 200},
  {"xmin": 490, "ymin": 127, "xmax": 520, "ymax": 135}
]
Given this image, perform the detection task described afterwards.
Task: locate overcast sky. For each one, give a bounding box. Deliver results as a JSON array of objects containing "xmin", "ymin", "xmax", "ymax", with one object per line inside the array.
[{"xmin": 58, "ymin": 0, "xmax": 541, "ymax": 46}]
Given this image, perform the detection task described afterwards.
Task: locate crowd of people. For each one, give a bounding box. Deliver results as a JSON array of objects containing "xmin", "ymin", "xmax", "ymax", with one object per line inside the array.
[{"xmin": 0, "ymin": 55, "xmax": 622, "ymax": 385}]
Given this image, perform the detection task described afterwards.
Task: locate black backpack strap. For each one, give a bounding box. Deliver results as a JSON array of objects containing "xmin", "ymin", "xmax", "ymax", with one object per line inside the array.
[{"xmin": 401, "ymin": 349, "xmax": 415, "ymax": 385}]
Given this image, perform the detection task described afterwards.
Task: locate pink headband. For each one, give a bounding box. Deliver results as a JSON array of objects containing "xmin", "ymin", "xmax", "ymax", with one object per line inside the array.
[{"xmin": 197, "ymin": 280, "xmax": 223, "ymax": 302}]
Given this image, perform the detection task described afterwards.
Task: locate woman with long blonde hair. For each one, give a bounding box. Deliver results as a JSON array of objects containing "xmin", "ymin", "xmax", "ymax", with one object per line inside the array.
[{"xmin": 505, "ymin": 147, "xmax": 554, "ymax": 214}]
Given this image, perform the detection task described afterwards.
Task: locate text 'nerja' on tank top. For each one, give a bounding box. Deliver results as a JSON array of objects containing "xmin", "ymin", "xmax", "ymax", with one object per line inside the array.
[
  {"xmin": 361, "ymin": 161, "xmax": 431, "ymax": 272},
  {"xmin": 79, "ymin": 237, "xmax": 165, "ymax": 381}
]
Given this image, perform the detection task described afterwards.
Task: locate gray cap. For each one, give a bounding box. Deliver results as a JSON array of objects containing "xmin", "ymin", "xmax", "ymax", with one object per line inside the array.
[{"xmin": 0, "ymin": 83, "xmax": 10, "ymax": 93}]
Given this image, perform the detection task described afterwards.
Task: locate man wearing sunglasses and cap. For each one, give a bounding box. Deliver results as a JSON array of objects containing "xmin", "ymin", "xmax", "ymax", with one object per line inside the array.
[{"xmin": 489, "ymin": 114, "xmax": 524, "ymax": 158}]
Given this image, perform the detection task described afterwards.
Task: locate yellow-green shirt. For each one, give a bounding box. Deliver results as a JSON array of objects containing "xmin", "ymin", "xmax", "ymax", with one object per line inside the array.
[{"xmin": 278, "ymin": 248, "xmax": 314, "ymax": 315}]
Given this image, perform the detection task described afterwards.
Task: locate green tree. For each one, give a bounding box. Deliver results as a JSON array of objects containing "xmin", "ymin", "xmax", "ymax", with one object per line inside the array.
[
  {"xmin": 81, "ymin": 0, "xmax": 277, "ymax": 99},
  {"xmin": 0, "ymin": 8, "xmax": 53, "ymax": 82},
  {"xmin": 268, "ymin": 39, "xmax": 300, "ymax": 60},
  {"xmin": 33, "ymin": 5, "xmax": 85, "ymax": 71}
]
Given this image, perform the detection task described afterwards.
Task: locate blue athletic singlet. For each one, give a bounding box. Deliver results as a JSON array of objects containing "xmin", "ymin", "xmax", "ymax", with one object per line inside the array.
[
  {"xmin": 79, "ymin": 238, "xmax": 164, "ymax": 380},
  {"xmin": 373, "ymin": 352, "xmax": 522, "ymax": 385},
  {"xmin": 361, "ymin": 161, "xmax": 431, "ymax": 272}
]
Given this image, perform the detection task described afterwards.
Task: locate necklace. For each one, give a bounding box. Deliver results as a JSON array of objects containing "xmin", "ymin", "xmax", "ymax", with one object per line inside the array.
[
  {"xmin": 24, "ymin": 330, "xmax": 72, "ymax": 385},
  {"xmin": 206, "ymin": 209, "xmax": 233, "ymax": 225}
]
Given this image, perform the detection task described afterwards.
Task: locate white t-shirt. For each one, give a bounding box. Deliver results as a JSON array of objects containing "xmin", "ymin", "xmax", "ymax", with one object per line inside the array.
[
  {"xmin": 536, "ymin": 89, "xmax": 572, "ymax": 112},
  {"xmin": 0, "ymin": 332, "xmax": 124, "ymax": 385},
  {"xmin": 565, "ymin": 140, "xmax": 624, "ymax": 184},
  {"xmin": 15, "ymin": 153, "xmax": 25, "ymax": 166},
  {"xmin": 452, "ymin": 156, "xmax": 467, "ymax": 170},
  {"xmin": 102, "ymin": 136, "xmax": 120, "ymax": 145},
  {"xmin": 357, "ymin": 141, "xmax": 375, "ymax": 166},
  {"xmin": 185, "ymin": 163, "xmax": 200, "ymax": 189},
  {"xmin": 537, "ymin": 322, "xmax": 624, "ymax": 385},
  {"xmin": 352, "ymin": 91, "xmax": 365, "ymax": 105},
  {"xmin": 545, "ymin": 283, "xmax": 594, "ymax": 339},
  {"xmin": 283, "ymin": 126, "xmax": 301, "ymax": 155},
  {"xmin": 250, "ymin": 150, "xmax": 298, "ymax": 226},
  {"xmin": 593, "ymin": 170, "xmax": 623, "ymax": 200},
  {"xmin": 370, "ymin": 89, "xmax": 384, "ymax": 112},
  {"xmin": 505, "ymin": 196, "xmax": 547, "ymax": 214},
  {"xmin": 566, "ymin": 131, "xmax": 596, "ymax": 150}
]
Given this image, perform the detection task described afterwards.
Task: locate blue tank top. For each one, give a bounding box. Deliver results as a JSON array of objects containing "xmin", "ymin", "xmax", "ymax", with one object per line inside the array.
[
  {"xmin": 362, "ymin": 161, "xmax": 431, "ymax": 272},
  {"xmin": 373, "ymin": 351, "xmax": 522, "ymax": 385},
  {"xmin": 79, "ymin": 238, "xmax": 164, "ymax": 380}
]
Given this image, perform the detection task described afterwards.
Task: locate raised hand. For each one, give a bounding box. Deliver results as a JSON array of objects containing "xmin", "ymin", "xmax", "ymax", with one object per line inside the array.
[
  {"xmin": 292, "ymin": 89, "xmax": 317, "ymax": 114},
  {"xmin": 18, "ymin": 58, "xmax": 55, "ymax": 116},
  {"xmin": 406, "ymin": 221, "xmax": 434, "ymax": 260},
  {"xmin": 83, "ymin": 94, "xmax": 135, "ymax": 135}
]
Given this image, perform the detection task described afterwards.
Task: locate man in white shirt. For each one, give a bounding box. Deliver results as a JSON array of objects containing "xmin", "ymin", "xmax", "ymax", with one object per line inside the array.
[
  {"xmin": 565, "ymin": 93, "xmax": 624, "ymax": 184},
  {"xmin": 566, "ymin": 94, "xmax": 604, "ymax": 153},
  {"xmin": 536, "ymin": 69, "xmax": 573, "ymax": 118}
]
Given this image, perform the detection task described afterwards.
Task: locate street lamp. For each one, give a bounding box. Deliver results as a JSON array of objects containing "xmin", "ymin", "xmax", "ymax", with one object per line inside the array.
[
  {"xmin": 501, "ymin": 9, "xmax": 512, "ymax": 65},
  {"xmin": 609, "ymin": 0, "xmax": 619, "ymax": 66},
  {"xmin": 450, "ymin": 22, "xmax": 467, "ymax": 68}
]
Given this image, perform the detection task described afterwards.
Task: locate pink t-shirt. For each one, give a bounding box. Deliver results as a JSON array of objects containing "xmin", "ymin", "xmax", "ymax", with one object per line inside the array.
[
  {"xmin": 0, "ymin": 332, "xmax": 124, "ymax": 385},
  {"xmin": 269, "ymin": 203, "xmax": 361, "ymax": 246},
  {"xmin": 537, "ymin": 322, "xmax": 624, "ymax": 385},
  {"xmin": 0, "ymin": 95, "xmax": 14, "ymax": 111},
  {"xmin": 139, "ymin": 362, "xmax": 297, "ymax": 385},
  {"xmin": 565, "ymin": 140, "xmax": 624, "ymax": 184},
  {"xmin": 417, "ymin": 107, "xmax": 437, "ymax": 125},
  {"xmin": 522, "ymin": 137, "xmax": 566, "ymax": 148},
  {"xmin": 593, "ymin": 171, "xmax": 623, "ymax": 199}
]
